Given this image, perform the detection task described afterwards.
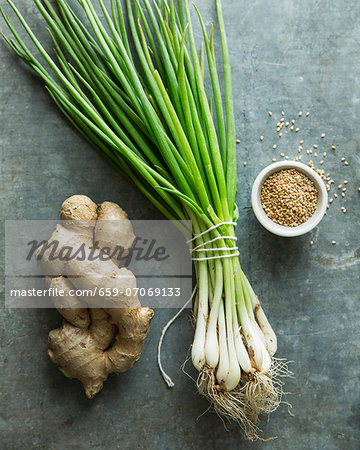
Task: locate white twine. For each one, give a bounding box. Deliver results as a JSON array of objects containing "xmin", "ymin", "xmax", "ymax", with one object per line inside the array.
[
  {"xmin": 158, "ymin": 222, "xmax": 239, "ymax": 388},
  {"xmin": 188, "ymin": 221, "xmax": 239, "ymax": 261},
  {"xmin": 157, "ymin": 286, "xmax": 198, "ymax": 388}
]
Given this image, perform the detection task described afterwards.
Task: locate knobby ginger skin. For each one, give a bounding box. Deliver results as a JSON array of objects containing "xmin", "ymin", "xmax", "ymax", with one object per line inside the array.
[{"xmin": 39, "ymin": 195, "xmax": 153, "ymax": 398}]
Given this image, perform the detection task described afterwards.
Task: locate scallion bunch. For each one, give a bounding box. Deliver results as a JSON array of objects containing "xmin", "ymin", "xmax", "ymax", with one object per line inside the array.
[{"xmin": 1, "ymin": 0, "xmax": 289, "ymax": 438}]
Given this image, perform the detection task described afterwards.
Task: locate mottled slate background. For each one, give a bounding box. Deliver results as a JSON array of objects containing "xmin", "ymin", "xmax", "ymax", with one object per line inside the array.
[{"xmin": 0, "ymin": 1, "xmax": 359, "ymax": 449}]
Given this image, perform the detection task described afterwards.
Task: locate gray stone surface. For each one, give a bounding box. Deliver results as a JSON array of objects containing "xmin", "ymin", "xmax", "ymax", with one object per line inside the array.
[{"xmin": 0, "ymin": 1, "xmax": 359, "ymax": 449}]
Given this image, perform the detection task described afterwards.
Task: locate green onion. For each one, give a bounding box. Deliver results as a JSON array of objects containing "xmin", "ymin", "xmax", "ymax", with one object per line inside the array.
[{"xmin": 1, "ymin": 0, "xmax": 290, "ymax": 439}]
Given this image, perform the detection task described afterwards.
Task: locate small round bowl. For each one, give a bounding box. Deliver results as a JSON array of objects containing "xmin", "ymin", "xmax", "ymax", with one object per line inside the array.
[{"xmin": 251, "ymin": 161, "xmax": 328, "ymax": 237}]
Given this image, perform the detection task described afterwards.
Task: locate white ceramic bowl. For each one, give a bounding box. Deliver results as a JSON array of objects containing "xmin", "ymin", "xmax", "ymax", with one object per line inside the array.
[{"xmin": 251, "ymin": 161, "xmax": 328, "ymax": 237}]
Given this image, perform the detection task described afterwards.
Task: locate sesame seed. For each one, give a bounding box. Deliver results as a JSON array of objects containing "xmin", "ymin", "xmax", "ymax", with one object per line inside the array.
[
  {"xmin": 277, "ymin": 127, "xmax": 281, "ymax": 132},
  {"xmin": 344, "ymin": 161, "xmax": 349, "ymax": 166},
  {"xmin": 334, "ymin": 193, "xmax": 338, "ymax": 198},
  {"xmin": 329, "ymin": 198, "xmax": 333, "ymax": 204},
  {"xmin": 300, "ymin": 140, "xmax": 304, "ymax": 144},
  {"xmin": 320, "ymin": 160, "xmax": 324, "ymax": 165},
  {"xmin": 295, "ymin": 128, "xmax": 300, "ymax": 132},
  {"xmin": 341, "ymin": 193, "xmax": 345, "ymax": 198},
  {"xmin": 314, "ymin": 152, "xmax": 318, "ymax": 157},
  {"xmin": 291, "ymin": 119, "xmax": 295, "ymax": 124},
  {"xmin": 290, "ymin": 126, "xmax": 294, "ymax": 131},
  {"xmin": 273, "ymin": 144, "xmax": 277, "ymax": 149},
  {"xmin": 332, "ymin": 241, "xmax": 336, "ymax": 245},
  {"xmin": 281, "ymin": 111, "xmax": 285, "ymax": 116},
  {"xmin": 269, "ymin": 111, "xmax": 272, "ymax": 116},
  {"xmin": 285, "ymin": 156, "xmax": 288, "ymax": 160},
  {"xmin": 272, "ymin": 158, "xmax": 276, "ymax": 162},
  {"xmin": 323, "ymin": 152, "xmax": 327, "ymax": 157},
  {"xmin": 343, "ymin": 187, "xmax": 346, "ymax": 192},
  {"xmin": 310, "ymin": 241, "xmax": 314, "ymax": 246},
  {"xmin": 338, "ymin": 185, "xmax": 342, "ymax": 189},
  {"xmin": 299, "ymin": 155, "xmax": 302, "ymax": 160},
  {"xmin": 243, "ymin": 161, "xmax": 247, "ymax": 166},
  {"xmin": 331, "ymin": 146, "xmax": 336, "ymax": 150},
  {"xmin": 279, "ymin": 133, "xmax": 282, "ymax": 137},
  {"xmin": 285, "ymin": 121, "xmax": 289, "ymax": 127},
  {"xmin": 326, "ymin": 205, "xmax": 329, "ymax": 209},
  {"xmin": 344, "ymin": 180, "xmax": 348, "ymax": 184},
  {"xmin": 260, "ymin": 136, "xmax": 264, "ymax": 141},
  {"xmin": 321, "ymin": 133, "xmax": 325, "ymax": 138},
  {"xmin": 341, "ymin": 157, "xmax": 346, "ymax": 161},
  {"xmin": 298, "ymin": 111, "xmax": 302, "ymax": 117},
  {"xmin": 313, "ymin": 144, "xmax": 318, "ymax": 149},
  {"xmin": 280, "ymin": 118, "xmax": 285, "ymax": 123},
  {"xmin": 306, "ymin": 112, "xmax": 310, "ymax": 116},
  {"xmin": 280, "ymin": 152, "xmax": 285, "ymax": 157},
  {"xmin": 236, "ymin": 139, "xmax": 240, "ymax": 143},
  {"xmin": 342, "ymin": 208, "xmax": 347, "ymax": 214},
  {"xmin": 260, "ymin": 168, "xmax": 318, "ymax": 227}
]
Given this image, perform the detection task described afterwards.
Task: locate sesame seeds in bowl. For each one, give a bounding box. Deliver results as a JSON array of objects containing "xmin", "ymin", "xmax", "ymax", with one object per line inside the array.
[{"xmin": 251, "ymin": 161, "xmax": 328, "ymax": 237}]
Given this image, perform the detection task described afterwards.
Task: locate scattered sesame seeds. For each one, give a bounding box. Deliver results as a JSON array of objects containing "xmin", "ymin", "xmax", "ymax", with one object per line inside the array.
[
  {"xmin": 321, "ymin": 133, "xmax": 325, "ymax": 138},
  {"xmin": 261, "ymin": 168, "xmax": 318, "ymax": 227},
  {"xmin": 269, "ymin": 111, "xmax": 273, "ymax": 116}
]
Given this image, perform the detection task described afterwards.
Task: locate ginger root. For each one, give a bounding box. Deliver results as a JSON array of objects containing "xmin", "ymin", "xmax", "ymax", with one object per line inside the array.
[{"xmin": 41, "ymin": 195, "xmax": 153, "ymax": 398}]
